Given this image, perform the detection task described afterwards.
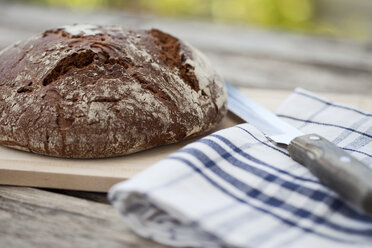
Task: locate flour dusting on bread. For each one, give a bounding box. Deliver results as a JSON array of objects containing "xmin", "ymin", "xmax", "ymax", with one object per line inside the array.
[
  {"xmin": 0, "ymin": 25, "xmax": 227, "ymax": 158},
  {"xmin": 62, "ymin": 24, "xmax": 103, "ymax": 36}
]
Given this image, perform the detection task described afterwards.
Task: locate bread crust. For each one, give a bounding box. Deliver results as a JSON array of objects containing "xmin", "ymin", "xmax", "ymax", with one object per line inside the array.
[{"xmin": 0, "ymin": 24, "xmax": 227, "ymax": 158}]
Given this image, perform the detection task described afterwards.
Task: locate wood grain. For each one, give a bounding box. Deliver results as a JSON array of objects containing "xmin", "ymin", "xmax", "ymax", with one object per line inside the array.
[
  {"xmin": 0, "ymin": 186, "xmax": 169, "ymax": 248},
  {"xmin": 46, "ymin": 189, "xmax": 108, "ymax": 204},
  {"xmin": 0, "ymin": 3, "xmax": 371, "ymax": 94}
]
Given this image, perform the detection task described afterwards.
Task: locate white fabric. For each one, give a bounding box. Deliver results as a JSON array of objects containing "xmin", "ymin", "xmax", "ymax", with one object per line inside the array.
[{"xmin": 109, "ymin": 88, "xmax": 372, "ymax": 248}]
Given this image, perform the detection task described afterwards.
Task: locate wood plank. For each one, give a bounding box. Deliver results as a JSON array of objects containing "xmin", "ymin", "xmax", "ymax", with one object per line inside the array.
[
  {"xmin": 204, "ymin": 51, "xmax": 372, "ymax": 94},
  {"xmin": 0, "ymin": 3, "xmax": 371, "ymax": 93},
  {"xmin": 46, "ymin": 189, "xmax": 108, "ymax": 204},
  {"xmin": 0, "ymin": 89, "xmax": 370, "ymax": 192},
  {"xmin": 0, "ymin": 186, "xmax": 169, "ymax": 248}
]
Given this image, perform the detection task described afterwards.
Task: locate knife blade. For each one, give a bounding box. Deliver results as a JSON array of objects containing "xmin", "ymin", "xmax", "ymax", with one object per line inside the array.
[{"xmin": 226, "ymin": 82, "xmax": 372, "ymax": 214}]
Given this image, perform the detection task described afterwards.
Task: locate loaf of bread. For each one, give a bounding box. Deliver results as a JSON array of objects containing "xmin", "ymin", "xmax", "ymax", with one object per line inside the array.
[{"xmin": 0, "ymin": 24, "xmax": 227, "ymax": 158}]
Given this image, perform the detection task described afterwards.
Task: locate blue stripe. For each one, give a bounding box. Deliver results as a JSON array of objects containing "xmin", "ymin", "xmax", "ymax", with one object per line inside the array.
[
  {"xmin": 237, "ymin": 126, "xmax": 290, "ymax": 157},
  {"xmin": 342, "ymin": 147, "xmax": 372, "ymax": 158},
  {"xmin": 211, "ymin": 133, "xmax": 317, "ymax": 183},
  {"xmin": 167, "ymin": 156, "xmax": 364, "ymax": 243},
  {"xmin": 278, "ymin": 115, "xmax": 372, "ymax": 139},
  {"xmin": 196, "ymin": 137, "xmax": 372, "ymax": 222},
  {"xmin": 239, "ymin": 124, "xmax": 371, "ymax": 158},
  {"xmin": 294, "ymin": 91, "xmax": 372, "ymax": 117},
  {"xmin": 148, "ymin": 171, "xmax": 195, "ymax": 192},
  {"xmin": 214, "ymin": 131, "xmax": 372, "ymax": 177},
  {"xmin": 178, "ymin": 147, "xmax": 372, "ymax": 235}
]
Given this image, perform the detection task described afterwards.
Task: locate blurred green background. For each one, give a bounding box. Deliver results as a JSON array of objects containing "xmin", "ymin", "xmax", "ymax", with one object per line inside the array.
[{"xmin": 7, "ymin": 0, "xmax": 372, "ymax": 41}]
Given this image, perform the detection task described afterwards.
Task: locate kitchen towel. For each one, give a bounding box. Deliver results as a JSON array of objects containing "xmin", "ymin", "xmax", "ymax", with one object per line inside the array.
[{"xmin": 109, "ymin": 88, "xmax": 372, "ymax": 248}]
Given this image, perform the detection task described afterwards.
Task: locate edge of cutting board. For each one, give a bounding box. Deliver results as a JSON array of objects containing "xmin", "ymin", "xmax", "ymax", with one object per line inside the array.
[{"xmin": 0, "ymin": 88, "xmax": 370, "ymax": 192}]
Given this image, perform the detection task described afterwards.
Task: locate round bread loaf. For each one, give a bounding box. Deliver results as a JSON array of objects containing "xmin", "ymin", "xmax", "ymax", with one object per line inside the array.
[{"xmin": 0, "ymin": 24, "xmax": 227, "ymax": 158}]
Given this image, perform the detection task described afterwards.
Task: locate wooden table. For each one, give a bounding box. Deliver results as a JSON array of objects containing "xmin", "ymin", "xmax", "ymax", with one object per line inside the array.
[{"xmin": 0, "ymin": 3, "xmax": 371, "ymax": 248}]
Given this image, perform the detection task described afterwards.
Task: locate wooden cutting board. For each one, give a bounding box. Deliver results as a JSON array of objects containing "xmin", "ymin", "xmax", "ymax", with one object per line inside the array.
[{"xmin": 0, "ymin": 88, "xmax": 370, "ymax": 192}]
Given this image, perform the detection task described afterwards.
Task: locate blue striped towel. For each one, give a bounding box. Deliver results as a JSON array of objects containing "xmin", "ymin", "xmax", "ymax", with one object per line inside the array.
[{"xmin": 109, "ymin": 88, "xmax": 372, "ymax": 248}]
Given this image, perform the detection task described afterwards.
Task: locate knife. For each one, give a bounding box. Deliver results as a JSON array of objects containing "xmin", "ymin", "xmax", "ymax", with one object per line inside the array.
[{"xmin": 226, "ymin": 82, "xmax": 372, "ymax": 214}]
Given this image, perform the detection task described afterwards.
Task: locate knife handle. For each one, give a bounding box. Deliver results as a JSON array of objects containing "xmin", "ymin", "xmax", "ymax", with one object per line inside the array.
[{"xmin": 288, "ymin": 134, "xmax": 372, "ymax": 214}]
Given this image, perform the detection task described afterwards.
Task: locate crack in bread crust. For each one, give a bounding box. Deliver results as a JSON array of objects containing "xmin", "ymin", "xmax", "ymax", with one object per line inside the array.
[
  {"xmin": 150, "ymin": 29, "xmax": 202, "ymax": 94},
  {"xmin": 0, "ymin": 24, "xmax": 227, "ymax": 158}
]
